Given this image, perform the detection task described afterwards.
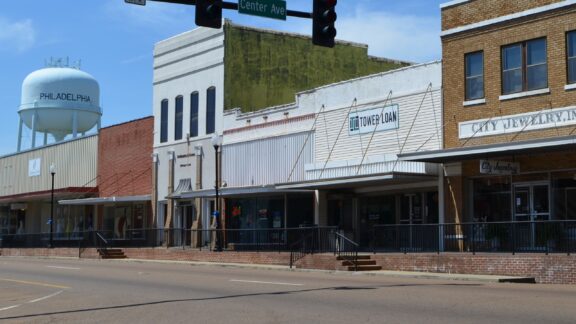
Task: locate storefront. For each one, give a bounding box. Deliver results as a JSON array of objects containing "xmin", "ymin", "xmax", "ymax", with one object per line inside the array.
[
  {"xmin": 400, "ymin": 135, "xmax": 576, "ymax": 251},
  {"xmin": 59, "ymin": 195, "xmax": 152, "ymax": 241}
]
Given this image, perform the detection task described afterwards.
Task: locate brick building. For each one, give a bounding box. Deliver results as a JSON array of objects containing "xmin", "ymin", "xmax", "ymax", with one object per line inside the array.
[
  {"xmin": 402, "ymin": 0, "xmax": 576, "ymax": 250},
  {"xmin": 60, "ymin": 117, "xmax": 154, "ymax": 240}
]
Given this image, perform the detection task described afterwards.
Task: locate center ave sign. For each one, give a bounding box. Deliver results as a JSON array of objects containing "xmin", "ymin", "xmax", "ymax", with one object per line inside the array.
[{"xmin": 238, "ymin": 0, "xmax": 287, "ymax": 20}]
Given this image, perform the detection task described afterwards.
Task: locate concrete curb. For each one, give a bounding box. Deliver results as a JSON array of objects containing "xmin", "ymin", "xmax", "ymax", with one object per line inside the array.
[
  {"xmin": 98, "ymin": 257, "xmax": 538, "ymax": 283},
  {"xmin": 0, "ymin": 255, "xmax": 536, "ymax": 283}
]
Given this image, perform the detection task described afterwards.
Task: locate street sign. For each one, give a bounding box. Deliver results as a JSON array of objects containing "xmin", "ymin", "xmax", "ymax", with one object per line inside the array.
[
  {"xmin": 238, "ymin": 0, "xmax": 287, "ymax": 20},
  {"xmin": 125, "ymin": 0, "xmax": 146, "ymax": 5}
]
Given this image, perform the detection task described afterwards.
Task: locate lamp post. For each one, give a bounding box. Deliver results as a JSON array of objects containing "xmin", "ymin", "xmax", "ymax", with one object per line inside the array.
[
  {"xmin": 49, "ymin": 163, "xmax": 55, "ymax": 248},
  {"xmin": 211, "ymin": 133, "xmax": 222, "ymax": 251}
]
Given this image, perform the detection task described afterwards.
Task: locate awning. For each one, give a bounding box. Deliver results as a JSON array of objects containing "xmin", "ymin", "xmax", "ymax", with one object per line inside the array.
[
  {"xmin": 275, "ymin": 173, "xmax": 436, "ymax": 190},
  {"xmin": 178, "ymin": 186, "xmax": 313, "ymax": 199},
  {"xmin": 166, "ymin": 178, "xmax": 193, "ymax": 199},
  {"xmin": 0, "ymin": 187, "xmax": 97, "ymax": 204},
  {"xmin": 398, "ymin": 135, "xmax": 576, "ymax": 163},
  {"xmin": 59, "ymin": 194, "xmax": 151, "ymax": 205}
]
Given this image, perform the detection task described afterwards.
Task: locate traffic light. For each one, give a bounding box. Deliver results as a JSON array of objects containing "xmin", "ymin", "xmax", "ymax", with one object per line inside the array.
[
  {"xmin": 313, "ymin": 0, "xmax": 337, "ymax": 48},
  {"xmin": 195, "ymin": 0, "xmax": 222, "ymax": 29}
]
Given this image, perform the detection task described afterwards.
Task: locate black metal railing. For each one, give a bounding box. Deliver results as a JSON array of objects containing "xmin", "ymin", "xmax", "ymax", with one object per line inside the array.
[
  {"xmin": 289, "ymin": 226, "xmax": 341, "ymax": 268},
  {"xmin": 372, "ymin": 221, "xmax": 576, "ymax": 255},
  {"xmin": 332, "ymin": 231, "xmax": 359, "ymax": 271},
  {"xmin": 2, "ymin": 221, "xmax": 574, "ymax": 256},
  {"xmin": 289, "ymin": 230, "xmax": 316, "ymax": 268}
]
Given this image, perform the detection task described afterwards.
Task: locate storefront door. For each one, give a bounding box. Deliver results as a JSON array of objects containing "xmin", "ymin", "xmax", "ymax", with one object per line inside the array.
[
  {"xmin": 514, "ymin": 183, "xmax": 550, "ymax": 249},
  {"xmin": 400, "ymin": 194, "xmax": 424, "ymax": 251}
]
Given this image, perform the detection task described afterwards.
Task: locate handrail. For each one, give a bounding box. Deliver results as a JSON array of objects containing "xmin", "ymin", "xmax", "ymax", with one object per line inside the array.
[
  {"xmin": 95, "ymin": 232, "xmax": 109, "ymax": 251},
  {"xmin": 332, "ymin": 231, "xmax": 359, "ymax": 271},
  {"xmin": 289, "ymin": 230, "xmax": 315, "ymax": 268}
]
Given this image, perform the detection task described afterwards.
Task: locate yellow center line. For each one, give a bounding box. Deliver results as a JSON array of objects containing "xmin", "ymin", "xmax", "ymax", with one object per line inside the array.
[{"xmin": 0, "ymin": 278, "xmax": 70, "ymax": 289}]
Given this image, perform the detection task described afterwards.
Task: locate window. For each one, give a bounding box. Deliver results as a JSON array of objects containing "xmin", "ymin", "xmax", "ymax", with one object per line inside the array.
[
  {"xmin": 190, "ymin": 92, "xmax": 199, "ymax": 138},
  {"xmin": 502, "ymin": 38, "xmax": 547, "ymax": 95},
  {"xmin": 567, "ymin": 31, "xmax": 576, "ymax": 84},
  {"xmin": 160, "ymin": 99, "xmax": 168, "ymax": 143},
  {"xmin": 206, "ymin": 87, "xmax": 216, "ymax": 134},
  {"xmin": 174, "ymin": 95, "xmax": 183, "ymax": 141},
  {"xmin": 465, "ymin": 51, "xmax": 484, "ymax": 100}
]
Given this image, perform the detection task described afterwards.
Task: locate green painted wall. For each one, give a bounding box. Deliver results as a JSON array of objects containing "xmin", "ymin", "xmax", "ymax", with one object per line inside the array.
[{"xmin": 224, "ymin": 22, "xmax": 410, "ymax": 113}]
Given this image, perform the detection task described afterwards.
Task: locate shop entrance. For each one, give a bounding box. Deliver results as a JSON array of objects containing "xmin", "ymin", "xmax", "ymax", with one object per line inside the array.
[
  {"xmin": 514, "ymin": 183, "xmax": 550, "ymax": 249},
  {"xmin": 399, "ymin": 194, "xmax": 424, "ymax": 251}
]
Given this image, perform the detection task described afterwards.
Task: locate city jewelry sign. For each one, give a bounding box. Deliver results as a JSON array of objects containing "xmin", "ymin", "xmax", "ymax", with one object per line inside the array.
[
  {"xmin": 459, "ymin": 106, "xmax": 576, "ymax": 139},
  {"xmin": 349, "ymin": 104, "xmax": 399, "ymax": 135},
  {"xmin": 480, "ymin": 160, "xmax": 519, "ymax": 175}
]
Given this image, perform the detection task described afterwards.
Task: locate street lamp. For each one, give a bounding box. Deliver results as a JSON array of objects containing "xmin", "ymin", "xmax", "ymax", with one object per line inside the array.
[
  {"xmin": 49, "ymin": 163, "xmax": 55, "ymax": 248},
  {"xmin": 211, "ymin": 133, "xmax": 222, "ymax": 251}
]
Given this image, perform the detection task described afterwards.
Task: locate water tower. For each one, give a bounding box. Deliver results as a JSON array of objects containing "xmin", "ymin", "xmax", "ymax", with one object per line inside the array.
[{"xmin": 17, "ymin": 59, "xmax": 102, "ymax": 151}]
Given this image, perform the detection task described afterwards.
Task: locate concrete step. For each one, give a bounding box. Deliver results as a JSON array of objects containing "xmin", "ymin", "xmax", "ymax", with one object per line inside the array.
[
  {"xmin": 98, "ymin": 248, "xmax": 127, "ymax": 259},
  {"xmin": 348, "ymin": 265, "xmax": 383, "ymax": 271},
  {"xmin": 337, "ymin": 255, "xmax": 371, "ymax": 260},
  {"xmin": 341, "ymin": 260, "xmax": 377, "ymax": 266}
]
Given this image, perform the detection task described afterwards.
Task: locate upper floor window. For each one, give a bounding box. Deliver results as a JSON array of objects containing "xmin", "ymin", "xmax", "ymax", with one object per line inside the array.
[
  {"xmin": 567, "ymin": 31, "xmax": 576, "ymax": 84},
  {"xmin": 465, "ymin": 51, "xmax": 484, "ymax": 100},
  {"xmin": 174, "ymin": 95, "xmax": 183, "ymax": 141},
  {"xmin": 206, "ymin": 87, "xmax": 216, "ymax": 135},
  {"xmin": 160, "ymin": 99, "xmax": 168, "ymax": 143},
  {"xmin": 502, "ymin": 38, "xmax": 547, "ymax": 95},
  {"xmin": 190, "ymin": 92, "xmax": 199, "ymax": 138}
]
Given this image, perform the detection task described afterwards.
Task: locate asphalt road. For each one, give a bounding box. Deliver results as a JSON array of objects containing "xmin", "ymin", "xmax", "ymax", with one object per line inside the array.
[{"xmin": 0, "ymin": 257, "xmax": 575, "ymax": 324}]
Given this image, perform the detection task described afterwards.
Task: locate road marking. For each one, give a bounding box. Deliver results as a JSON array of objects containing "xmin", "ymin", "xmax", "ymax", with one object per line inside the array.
[
  {"xmin": 0, "ymin": 278, "xmax": 70, "ymax": 289},
  {"xmin": 230, "ymin": 279, "xmax": 304, "ymax": 286},
  {"xmin": 46, "ymin": 266, "xmax": 81, "ymax": 270},
  {"xmin": 28, "ymin": 290, "xmax": 64, "ymax": 303},
  {"xmin": 0, "ymin": 305, "xmax": 21, "ymax": 312}
]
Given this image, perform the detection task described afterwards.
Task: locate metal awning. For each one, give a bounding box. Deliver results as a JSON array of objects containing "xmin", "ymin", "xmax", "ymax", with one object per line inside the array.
[
  {"xmin": 276, "ymin": 173, "xmax": 436, "ymax": 190},
  {"xmin": 177, "ymin": 186, "xmax": 313, "ymax": 199},
  {"xmin": 166, "ymin": 178, "xmax": 193, "ymax": 199},
  {"xmin": 59, "ymin": 195, "xmax": 151, "ymax": 205},
  {"xmin": 398, "ymin": 135, "xmax": 576, "ymax": 163}
]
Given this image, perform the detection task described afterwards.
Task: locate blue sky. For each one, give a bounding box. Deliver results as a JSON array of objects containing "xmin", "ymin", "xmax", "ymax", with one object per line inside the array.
[{"xmin": 0, "ymin": 0, "xmax": 444, "ymax": 155}]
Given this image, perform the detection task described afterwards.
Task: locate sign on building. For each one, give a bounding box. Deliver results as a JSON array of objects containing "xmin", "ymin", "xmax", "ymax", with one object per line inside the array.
[
  {"xmin": 349, "ymin": 104, "xmax": 399, "ymax": 135},
  {"xmin": 479, "ymin": 160, "xmax": 519, "ymax": 175},
  {"xmin": 28, "ymin": 158, "xmax": 41, "ymax": 177},
  {"xmin": 459, "ymin": 106, "xmax": 576, "ymax": 139}
]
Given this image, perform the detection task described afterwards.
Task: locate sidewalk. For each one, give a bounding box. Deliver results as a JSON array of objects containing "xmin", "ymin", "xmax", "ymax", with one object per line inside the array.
[{"xmin": 114, "ymin": 257, "xmax": 537, "ymax": 284}]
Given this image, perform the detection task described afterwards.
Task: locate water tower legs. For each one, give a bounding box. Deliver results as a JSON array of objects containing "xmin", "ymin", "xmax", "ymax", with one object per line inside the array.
[
  {"xmin": 17, "ymin": 118, "xmax": 23, "ymax": 152},
  {"xmin": 72, "ymin": 111, "xmax": 78, "ymax": 139},
  {"xmin": 31, "ymin": 112, "xmax": 37, "ymax": 148}
]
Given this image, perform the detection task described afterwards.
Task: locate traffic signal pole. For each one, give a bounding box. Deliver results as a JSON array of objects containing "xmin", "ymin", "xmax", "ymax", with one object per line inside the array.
[{"xmin": 128, "ymin": 0, "xmax": 339, "ymax": 46}]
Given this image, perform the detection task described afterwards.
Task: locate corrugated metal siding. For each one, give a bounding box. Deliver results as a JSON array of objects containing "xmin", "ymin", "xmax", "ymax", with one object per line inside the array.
[
  {"xmin": 222, "ymin": 132, "xmax": 313, "ymax": 187},
  {"xmin": 0, "ymin": 136, "xmax": 98, "ymax": 197},
  {"xmin": 305, "ymin": 161, "xmax": 438, "ymax": 181},
  {"xmin": 314, "ymin": 89, "xmax": 442, "ymax": 163}
]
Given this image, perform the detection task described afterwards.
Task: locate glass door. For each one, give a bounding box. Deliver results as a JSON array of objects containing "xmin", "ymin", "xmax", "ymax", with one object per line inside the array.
[
  {"xmin": 514, "ymin": 183, "xmax": 550, "ymax": 250},
  {"xmin": 400, "ymin": 194, "xmax": 423, "ymax": 251}
]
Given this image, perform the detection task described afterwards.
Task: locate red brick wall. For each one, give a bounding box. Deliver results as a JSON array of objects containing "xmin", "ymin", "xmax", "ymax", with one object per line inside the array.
[
  {"xmin": 2, "ymin": 248, "xmax": 574, "ymax": 284},
  {"xmin": 98, "ymin": 117, "xmax": 153, "ymax": 197},
  {"xmin": 123, "ymin": 248, "xmax": 291, "ymax": 265},
  {"xmin": 372, "ymin": 253, "xmax": 576, "ymax": 284}
]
